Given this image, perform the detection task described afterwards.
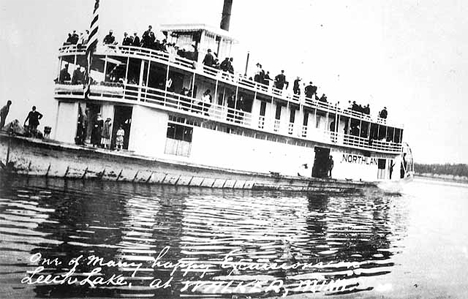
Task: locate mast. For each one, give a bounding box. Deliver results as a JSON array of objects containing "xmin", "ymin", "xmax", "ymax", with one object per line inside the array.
[{"xmin": 220, "ymin": 0, "xmax": 233, "ymax": 31}]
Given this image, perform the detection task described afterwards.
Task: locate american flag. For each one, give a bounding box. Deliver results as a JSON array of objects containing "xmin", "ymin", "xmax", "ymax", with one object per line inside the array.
[{"xmin": 84, "ymin": 0, "xmax": 100, "ymax": 99}]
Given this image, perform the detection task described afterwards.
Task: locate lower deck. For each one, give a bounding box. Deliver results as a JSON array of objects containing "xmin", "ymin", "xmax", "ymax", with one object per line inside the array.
[{"xmin": 53, "ymin": 100, "xmax": 406, "ymax": 183}]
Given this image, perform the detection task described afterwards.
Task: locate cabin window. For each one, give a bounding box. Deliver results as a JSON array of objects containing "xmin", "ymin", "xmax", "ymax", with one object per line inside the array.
[
  {"xmin": 289, "ymin": 109, "xmax": 296, "ymax": 123},
  {"xmin": 303, "ymin": 112, "xmax": 309, "ymax": 126},
  {"xmin": 165, "ymin": 123, "xmax": 193, "ymax": 157},
  {"xmin": 275, "ymin": 104, "xmax": 282, "ymax": 120},
  {"xmin": 259, "ymin": 102, "xmax": 267, "ymax": 116}
]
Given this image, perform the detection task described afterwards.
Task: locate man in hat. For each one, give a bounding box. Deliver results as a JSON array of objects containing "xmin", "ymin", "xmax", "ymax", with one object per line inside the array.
[
  {"xmin": 293, "ymin": 77, "xmax": 302, "ymax": 95},
  {"xmin": 202, "ymin": 49, "xmax": 215, "ymax": 67},
  {"xmin": 304, "ymin": 81, "xmax": 317, "ymax": 99},
  {"xmin": 379, "ymin": 107, "xmax": 388, "ymax": 119},
  {"xmin": 274, "ymin": 70, "xmax": 287, "ymax": 90},
  {"xmin": 103, "ymin": 30, "xmax": 116, "ymax": 45},
  {"xmin": 122, "ymin": 32, "xmax": 133, "ymax": 46},
  {"xmin": 24, "ymin": 106, "xmax": 43, "ymax": 135},
  {"xmin": 141, "ymin": 25, "xmax": 155, "ymax": 48}
]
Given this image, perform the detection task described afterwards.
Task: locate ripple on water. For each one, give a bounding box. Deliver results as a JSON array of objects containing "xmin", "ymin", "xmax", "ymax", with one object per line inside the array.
[{"xmin": 0, "ymin": 176, "xmax": 408, "ymax": 298}]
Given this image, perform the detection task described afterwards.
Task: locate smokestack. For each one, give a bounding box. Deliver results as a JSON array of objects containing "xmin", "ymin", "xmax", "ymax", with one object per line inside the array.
[{"xmin": 220, "ymin": 0, "xmax": 233, "ymax": 31}]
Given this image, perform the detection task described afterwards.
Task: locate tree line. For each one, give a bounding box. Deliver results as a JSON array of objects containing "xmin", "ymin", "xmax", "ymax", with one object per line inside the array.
[{"xmin": 415, "ymin": 163, "xmax": 468, "ymax": 177}]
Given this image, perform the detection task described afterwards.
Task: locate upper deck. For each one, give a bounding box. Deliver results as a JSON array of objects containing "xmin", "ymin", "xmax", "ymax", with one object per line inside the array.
[{"xmin": 55, "ymin": 38, "xmax": 403, "ymax": 154}]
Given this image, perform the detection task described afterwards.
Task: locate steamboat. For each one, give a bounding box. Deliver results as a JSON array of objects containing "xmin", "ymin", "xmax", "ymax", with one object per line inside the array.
[{"xmin": 0, "ymin": 0, "xmax": 413, "ymax": 192}]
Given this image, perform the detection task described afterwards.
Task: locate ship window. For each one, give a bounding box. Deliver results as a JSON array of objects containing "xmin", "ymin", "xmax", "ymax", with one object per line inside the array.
[
  {"xmin": 165, "ymin": 123, "xmax": 193, "ymax": 157},
  {"xmin": 289, "ymin": 109, "xmax": 296, "ymax": 123},
  {"xmin": 275, "ymin": 104, "xmax": 282, "ymax": 120},
  {"xmin": 303, "ymin": 112, "xmax": 309, "ymax": 126},
  {"xmin": 166, "ymin": 123, "xmax": 192, "ymax": 142},
  {"xmin": 259, "ymin": 101, "xmax": 267, "ymax": 116}
]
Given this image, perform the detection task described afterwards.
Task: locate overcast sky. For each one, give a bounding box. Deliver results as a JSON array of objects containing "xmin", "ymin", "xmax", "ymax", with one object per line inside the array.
[{"xmin": 1, "ymin": 0, "xmax": 467, "ymax": 164}]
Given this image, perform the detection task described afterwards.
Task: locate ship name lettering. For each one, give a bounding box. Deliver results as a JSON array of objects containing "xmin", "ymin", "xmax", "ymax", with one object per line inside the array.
[{"xmin": 342, "ymin": 154, "xmax": 377, "ymax": 165}]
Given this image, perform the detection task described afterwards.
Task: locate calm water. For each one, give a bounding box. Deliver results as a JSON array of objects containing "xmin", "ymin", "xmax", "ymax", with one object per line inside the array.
[{"xmin": 0, "ymin": 175, "xmax": 467, "ymax": 299}]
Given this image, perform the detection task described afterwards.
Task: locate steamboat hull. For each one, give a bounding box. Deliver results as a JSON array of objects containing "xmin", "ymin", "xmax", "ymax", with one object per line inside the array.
[{"xmin": 0, "ymin": 134, "xmax": 374, "ymax": 192}]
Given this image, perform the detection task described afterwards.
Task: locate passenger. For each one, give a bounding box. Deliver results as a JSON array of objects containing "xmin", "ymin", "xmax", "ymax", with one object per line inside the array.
[
  {"xmin": 201, "ymin": 89, "xmax": 212, "ymax": 116},
  {"xmin": 91, "ymin": 113, "xmax": 103, "ymax": 147},
  {"xmin": 327, "ymin": 155, "xmax": 334, "ymax": 178},
  {"xmin": 70, "ymin": 30, "xmax": 79, "ymax": 44},
  {"xmin": 24, "ymin": 106, "xmax": 43, "ymax": 135},
  {"xmin": 293, "ymin": 77, "xmax": 301, "ymax": 95},
  {"xmin": 122, "ymin": 32, "xmax": 133, "ymax": 46},
  {"xmin": 363, "ymin": 104, "xmax": 370, "ymax": 115},
  {"xmin": 154, "ymin": 39, "xmax": 162, "ymax": 51},
  {"xmin": 228, "ymin": 58, "xmax": 235, "ymax": 79},
  {"xmin": 379, "ymin": 107, "xmax": 388, "ymax": 119},
  {"xmin": 59, "ymin": 64, "xmax": 71, "ymax": 83},
  {"xmin": 226, "ymin": 94, "xmax": 235, "ymax": 121},
  {"xmin": 115, "ymin": 125, "xmax": 125, "ymax": 151},
  {"xmin": 141, "ymin": 25, "xmax": 155, "ymax": 48},
  {"xmin": 304, "ymin": 81, "xmax": 317, "ymax": 99},
  {"xmin": 202, "ymin": 49, "xmax": 215, "ymax": 67},
  {"xmin": 101, "ymin": 117, "xmax": 112, "ymax": 149},
  {"xmin": 254, "ymin": 63, "xmax": 265, "ymax": 84},
  {"xmin": 64, "ymin": 33, "xmax": 73, "ymax": 45},
  {"xmin": 274, "ymin": 70, "xmax": 287, "ymax": 90},
  {"xmin": 103, "ymin": 30, "xmax": 116, "ymax": 45},
  {"xmin": 351, "ymin": 100, "xmax": 359, "ymax": 111},
  {"xmin": 264, "ymin": 71, "xmax": 271, "ymax": 83},
  {"xmin": 71, "ymin": 66, "xmax": 84, "ymax": 85},
  {"xmin": 78, "ymin": 30, "xmax": 89, "ymax": 48},
  {"xmin": 220, "ymin": 57, "xmax": 230, "ymax": 72},
  {"xmin": 132, "ymin": 32, "xmax": 141, "ymax": 47},
  {"xmin": 0, "ymin": 100, "xmax": 12, "ymax": 129},
  {"xmin": 236, "ymin": 96, "xmax": 245, "ymax": 123},
  {"xmin": 161, "ymin": 39, "xmax": 168, "ymax": 52},
  {"xmin": 180, "ymin": 87, "xmax": 191, "ymax": 110},
  {"xmin": 318, "ymin": 93, "xmax": 327, "ymax": 103}
]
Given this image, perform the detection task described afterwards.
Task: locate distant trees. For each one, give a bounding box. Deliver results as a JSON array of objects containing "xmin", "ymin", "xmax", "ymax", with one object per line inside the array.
[{"xmin": 415, "ymin": 163, "xmax": 468, "ymax": 177}]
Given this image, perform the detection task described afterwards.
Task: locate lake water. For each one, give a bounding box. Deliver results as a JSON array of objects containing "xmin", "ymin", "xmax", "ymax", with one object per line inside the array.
[{"xmin": 1, "ymin": 175, "xmax": 467, "ymax": 298}]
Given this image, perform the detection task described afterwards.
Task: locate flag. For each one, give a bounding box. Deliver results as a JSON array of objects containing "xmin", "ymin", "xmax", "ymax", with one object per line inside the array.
[{"xmin": 84, "ymin": 0, "xmax": 100, "ymax": 99}]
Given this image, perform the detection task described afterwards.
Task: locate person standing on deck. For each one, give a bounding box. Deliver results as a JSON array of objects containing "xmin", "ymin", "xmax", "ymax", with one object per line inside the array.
[
  {"xmin": 24, "ymin": 106, "xmax": 43, "ymax": 135},
  {"xmin": 304, "ymin": 82, "xmax": 317, "ymax": 99},
  {"xmin": 274, "ymin": 70, "xmax": 287, "ymax": 91},
  {"xmin": 132, "ymin": 32, "xmax": 141, "ymax": 47},
  {"xmin": 201, "ymin": 90, "xmax": 212, "ymax": 116},
  {"xmin": 293, "ymin": 77, "xmax": 302, "ymax": 95},
  {"xmin": 101, "ymin": 118, "xmax": 112, "ymax": 149},
  {"xmin": 58, "ymin": 64, "xmax": 71, "ymax": 83},
  {"xmin": 116, "ymin": 125, "xmax": 125, "ymax": 151},
  {"xmin": 91, "ymin": 113, "xmax": 103, "ymax": 147},
  {"xmin": 103, "ymin": 30, "xmax": 116, "ymax": 45},
  {"xmin": 0, "ymin": 100, "xmax": 12, "ymax": 129},
  {"xmin": 141, "ymin": 25, "xmax": 155, "ymax": 48},
  {"xmin": 202, "ymin": 49, "xmax": 215, "ymax": 67},
  {"xmin": 327, "ymin": 155, "xmax": 334, "ymax": 178},
  {"xmin": 379, "ymin": 107, "xmax": 388, "ymax": 119},
  {"xmin": 122, "ymin": 32, "xmax": 133, "ymax": 46}
]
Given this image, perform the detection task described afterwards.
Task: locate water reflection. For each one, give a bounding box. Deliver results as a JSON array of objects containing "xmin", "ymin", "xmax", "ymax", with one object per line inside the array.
[{"xmin": 0, "ymin": 175, "xmax": 407, "ymax": 298}]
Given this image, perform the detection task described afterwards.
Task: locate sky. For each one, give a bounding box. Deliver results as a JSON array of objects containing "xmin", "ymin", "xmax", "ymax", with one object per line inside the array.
[{"xmin": 1, "ymin": 0, "xmax": 467, "ymax": 164}]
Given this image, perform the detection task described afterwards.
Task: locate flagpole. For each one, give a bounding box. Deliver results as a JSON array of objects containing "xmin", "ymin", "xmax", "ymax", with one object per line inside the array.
[{"xmin": 84, "ymin": 0, "xmax": 100, "ymax": 100}]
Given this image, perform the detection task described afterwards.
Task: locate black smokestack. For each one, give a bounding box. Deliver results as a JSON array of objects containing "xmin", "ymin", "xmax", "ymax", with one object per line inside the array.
[{"xmin": 220, "ymin": 0, "xmax": 233, "ymax": 31}]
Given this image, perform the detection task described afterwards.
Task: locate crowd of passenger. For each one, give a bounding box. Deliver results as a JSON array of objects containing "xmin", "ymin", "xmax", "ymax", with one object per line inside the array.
[{"xmin": 62, "ymin": 26, "xmax": 390, "ymax": 122}]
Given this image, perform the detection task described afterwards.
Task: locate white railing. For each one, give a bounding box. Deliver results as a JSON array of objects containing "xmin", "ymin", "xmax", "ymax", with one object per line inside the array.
[
  {"xmin": 54, "ymin": 82, "xmax": 401, "ymax": 153},
  {"xmin": 58, "ymin": 44, "xmax": 403, "ymax": 128}
]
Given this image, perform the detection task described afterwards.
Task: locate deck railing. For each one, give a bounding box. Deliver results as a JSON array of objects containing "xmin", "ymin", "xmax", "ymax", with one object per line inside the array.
[
  {"xmin": 54, "ymin": 81, "xmax": 401, "ymax": 153},
  {"xmin": 58, "ymin": 44, "xmax": 401, "ymax": 128}
]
